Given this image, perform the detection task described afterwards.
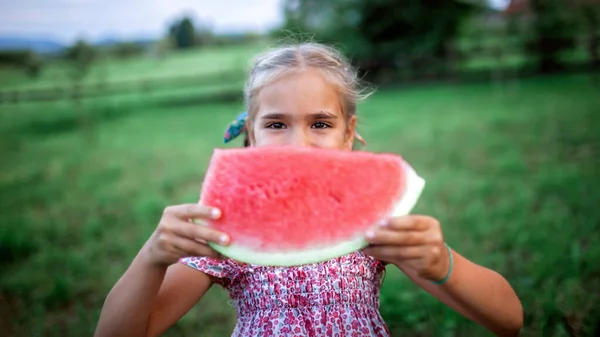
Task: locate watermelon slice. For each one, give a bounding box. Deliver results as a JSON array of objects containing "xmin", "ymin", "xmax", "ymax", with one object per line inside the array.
[{"xmin": 197, "ymin": 146, "xmax": 425, "ymax": 267}]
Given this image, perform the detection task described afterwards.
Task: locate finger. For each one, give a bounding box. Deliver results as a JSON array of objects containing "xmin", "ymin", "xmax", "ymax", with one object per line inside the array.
[
  {"xmin": 192, "ymin": 224, "xmax": 231, "ymax": 246},
  {"xmin": 365, "ymin": 228, "xmax": 428, "ymax": 246},
  {"xmin": 363, "ymin": 245, "xmax": 430, "ymax": 260},
  {"xmin": 362, "ymin": 246, "xmax": 402, "ymax": 260},
  {"xmin": 193, "ymin": 237, "xmax": 208, "ymax": 244},
  {"xmin": 362, "ymin": 246, "xmax": 394, "ymax": 260},
  {"xmin": 168, "ymin": 218, "xmax": 230, "ymax": 246},
  {"xmin": 171, "ymin": 236, "xmax": 224, "ymax": 259},
  {"xmin": 381, "ymin": 215, "xmax": 435, "ymax": 231},
  {"xmin": 166, "ymin": 203, "xmax": 221, "ymax": 221}
]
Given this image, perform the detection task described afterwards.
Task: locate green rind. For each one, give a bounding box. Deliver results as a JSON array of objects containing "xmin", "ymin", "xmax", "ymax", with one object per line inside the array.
[
  {"xmin": 208, "ymin": 235, "xmax": 369, "ymax": 267},
  {"xmin": 204, "ymin": 161, "xmax": 426, "ymax": 267},
  {"xmin": 390, "ymin": 162, "xmax": 426, "ymax": 217}
]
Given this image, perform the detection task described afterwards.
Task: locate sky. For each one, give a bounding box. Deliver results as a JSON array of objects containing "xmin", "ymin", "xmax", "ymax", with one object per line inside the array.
[
  {"xmin": 0, "ymin": 0, "xmax": 285, "ymax": 43},
  {"xmin": 487, "ymin": 0, "xmax": 511, "ymax": 10},
  {"xmin": 0, "ymin": 0, "xmax": 511, "ymax": 44}
]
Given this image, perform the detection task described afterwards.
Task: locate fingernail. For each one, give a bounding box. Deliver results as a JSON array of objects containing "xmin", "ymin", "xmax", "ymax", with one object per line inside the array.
[
  {"xmin": 365, "ymin": 230, "xmax": 375, "ymax": 238},
  {"xmin": 219, "ymin": 234, "xmax": 229, "ymax": 244},
  {"xmin": 211, "ymin": 208, "xmax": 221, "ymax": 219},
  {"xmin": 378, "ymin": 219, "xmax": 389, "ymax": 227}
]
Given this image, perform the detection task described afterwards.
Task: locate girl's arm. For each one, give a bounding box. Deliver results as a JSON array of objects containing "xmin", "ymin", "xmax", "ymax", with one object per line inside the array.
[
  {"xmin": 94, "ymin": 203, "xmax": 230, "ymax": 337},
  {"xmin": 396, "ymin": 250, "xmax": 523, "ymax": 337},
  {"xmin": 147, "ymin": 263, "xmax": 217, "ymax": 336},
  {"xmin": 362, "ymin": 215, "xmax": 523, "ymax": 337},
  {"xmin": 94, "ymin": 244, "xmax": 214, "ymax": 337}
]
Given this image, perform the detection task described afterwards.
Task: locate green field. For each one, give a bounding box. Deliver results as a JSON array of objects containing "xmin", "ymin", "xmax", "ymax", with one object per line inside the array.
[
  {"xmin": 1, "ymin": 42, "xmax": 599, "ymax": 337},
  {"xmin": 0, "ymin": 43, "xmax": 268, "ymax": 90}
]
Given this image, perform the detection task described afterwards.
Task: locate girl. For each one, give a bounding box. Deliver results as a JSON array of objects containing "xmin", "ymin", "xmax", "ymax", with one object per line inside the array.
[{"xmin": 94, "ymin": 42, "xmax": 523, "ymax": 337}]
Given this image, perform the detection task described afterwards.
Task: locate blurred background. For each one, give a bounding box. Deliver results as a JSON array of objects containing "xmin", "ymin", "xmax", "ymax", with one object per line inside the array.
[{"xmin": 0, "ymin": 0, "xmax": 599, "ymax": 336}]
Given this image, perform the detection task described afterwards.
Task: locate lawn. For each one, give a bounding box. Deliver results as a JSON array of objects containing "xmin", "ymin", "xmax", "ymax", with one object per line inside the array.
[
  {"xmin": 1, "ymin": 64, "xmax": 599, "ymax": 337},
  {"xmin": 0, "ymin": 42, "xmax": 268, "ymax": 91}
]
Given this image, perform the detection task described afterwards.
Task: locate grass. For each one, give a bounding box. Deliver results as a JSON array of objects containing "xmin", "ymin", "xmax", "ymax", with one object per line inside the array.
[
  {"xmin": 1, "ymin": 31, "xmax": 593, "ymax": 97},
  {"xmin": 0, "ymin": 42, "xmax": 268, "ymax": 91},
  {"xmin": 1, "ymin": 53, "xmax": 599, "ymax": 337}
]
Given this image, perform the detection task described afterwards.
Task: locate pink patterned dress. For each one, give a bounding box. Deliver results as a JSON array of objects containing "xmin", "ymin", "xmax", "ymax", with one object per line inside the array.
[{"xmin": 179, "ymin": 251, "xmax": 390, "ymax": 336}]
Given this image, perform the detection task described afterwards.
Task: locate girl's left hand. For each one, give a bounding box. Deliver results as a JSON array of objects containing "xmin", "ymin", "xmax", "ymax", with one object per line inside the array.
[{"xmin": 362, "ymin": 215, "xmax": 450, "ymax": 282}]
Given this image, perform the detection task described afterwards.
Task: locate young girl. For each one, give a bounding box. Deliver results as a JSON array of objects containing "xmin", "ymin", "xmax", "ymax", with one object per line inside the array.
[{"xmin": 94, "ymin": 42, "xmax": 523, "ymax": 337}]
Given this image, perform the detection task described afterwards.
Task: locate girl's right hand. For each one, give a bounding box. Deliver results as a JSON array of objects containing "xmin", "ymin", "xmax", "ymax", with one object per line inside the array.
[{"xmin": 144, "ymin": 203, "xmax": 230, "ymax": 267}]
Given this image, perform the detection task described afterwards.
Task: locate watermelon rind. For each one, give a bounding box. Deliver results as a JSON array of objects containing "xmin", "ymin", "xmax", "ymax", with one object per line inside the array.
[
  {"xmin": 390, "ymin": 161, "xmax": 427, "ymax": 217},
  {"xmin": 200, "ymin": 161, "xmax": 426, "ymax": 267}
]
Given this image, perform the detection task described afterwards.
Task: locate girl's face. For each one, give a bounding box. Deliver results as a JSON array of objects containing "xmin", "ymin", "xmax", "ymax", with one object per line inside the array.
[{"xmin": 248, "ymin": 68, "xmax": 356, "ymax": 150}]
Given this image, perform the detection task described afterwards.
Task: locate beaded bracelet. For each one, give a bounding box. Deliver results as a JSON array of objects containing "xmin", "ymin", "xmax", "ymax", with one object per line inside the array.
[{"xmin": 432, "ymin": 243, "xmax": 453, "ymax": 285}]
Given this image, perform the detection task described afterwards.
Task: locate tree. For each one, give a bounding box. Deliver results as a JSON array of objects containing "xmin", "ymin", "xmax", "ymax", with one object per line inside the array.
[
  {"xmin": 275, "ymin": 0, "xmax": 474, "ymax": 82},
  {"xmin": 63, "ymin": 39, "xmax": 98, "ymax": 143},
  {"xmin": 64, "ymin": 39, "xmax": 97, "ymax": 80},
  {"xmin": 522, "ymin": 0, "xmax": 576, "ymax": 72},
  {"xmin": 574, "ymin": 0, "xmax": 600, "ymax": 72},
  {"xmin": 24, "ymin": 51, "xmax": 42, "ymax": 78},
  {"xmin": 168, "ymin": 16, "xmax": 197, "ymax": 49},
  {"xmin": 0, "ymin": 50, "xmax": 43, "ymax": 78}
]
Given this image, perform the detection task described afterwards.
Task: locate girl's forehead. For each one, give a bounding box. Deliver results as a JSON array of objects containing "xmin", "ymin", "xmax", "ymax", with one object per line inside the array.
[{"xmin": 255, "ymin": 68, "xmax": 344, "ymax": 118}]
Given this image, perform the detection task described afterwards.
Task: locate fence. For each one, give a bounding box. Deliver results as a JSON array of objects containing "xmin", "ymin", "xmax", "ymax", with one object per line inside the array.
[
  {"xmin": 1, "ymin": 30, "xmax": 598, "ymax": 106},
  {"xmin": 0, "ymin": 68, "xmax": 246, "ymax": 105}
]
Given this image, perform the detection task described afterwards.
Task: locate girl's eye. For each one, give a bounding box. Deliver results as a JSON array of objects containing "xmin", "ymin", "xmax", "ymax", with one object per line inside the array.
[
  {"xmin": 312, "ymin": 122, "xmax": 330, "ymax": 129},
  {"xmin": 267, "ymin": 123, "xmax": 286, "ymax": 129}
]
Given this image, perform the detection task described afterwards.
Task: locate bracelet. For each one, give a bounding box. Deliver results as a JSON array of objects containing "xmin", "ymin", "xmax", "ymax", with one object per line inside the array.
[{"xmin": 432, "ymin": 243, "xmax": 453, "ymax": 285}]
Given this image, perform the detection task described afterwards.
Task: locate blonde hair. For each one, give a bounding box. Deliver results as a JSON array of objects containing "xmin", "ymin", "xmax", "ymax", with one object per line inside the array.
[{"xmin": 243, "ymin": 42, "xmax": 373, "ymax": 125}]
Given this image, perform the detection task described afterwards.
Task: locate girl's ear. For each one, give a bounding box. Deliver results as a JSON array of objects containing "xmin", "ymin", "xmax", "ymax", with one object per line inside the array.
[
  {"xmin": 344, "ymin": 115, "xmax": 357, "ymax": 150},
  {"xmin": 246, "ymin": 122, "xmax": 255, "ymax": 147}
]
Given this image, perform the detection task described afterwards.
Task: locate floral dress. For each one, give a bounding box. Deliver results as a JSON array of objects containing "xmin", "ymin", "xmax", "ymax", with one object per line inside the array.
[{"xmin": 179, "ymin": 251, "xmax": 390, "ymax": 336}]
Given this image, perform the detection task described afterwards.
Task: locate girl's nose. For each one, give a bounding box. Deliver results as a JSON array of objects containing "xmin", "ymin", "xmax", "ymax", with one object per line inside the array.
[{"xmin": 288, "ymin": 129, "xmax": 312, "ymax": 147}]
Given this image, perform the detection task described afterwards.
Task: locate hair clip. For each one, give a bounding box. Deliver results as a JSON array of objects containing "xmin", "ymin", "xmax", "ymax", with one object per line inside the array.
[{"xmin": 224, "ymin": 111, "xmax": 248, "ymax": 144}]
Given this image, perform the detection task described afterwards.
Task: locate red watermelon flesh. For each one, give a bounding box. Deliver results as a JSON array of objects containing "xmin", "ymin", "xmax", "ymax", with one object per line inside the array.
[{"xmin": 198, "ymin": 146, "xmax": 425, "ymax": 266}]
